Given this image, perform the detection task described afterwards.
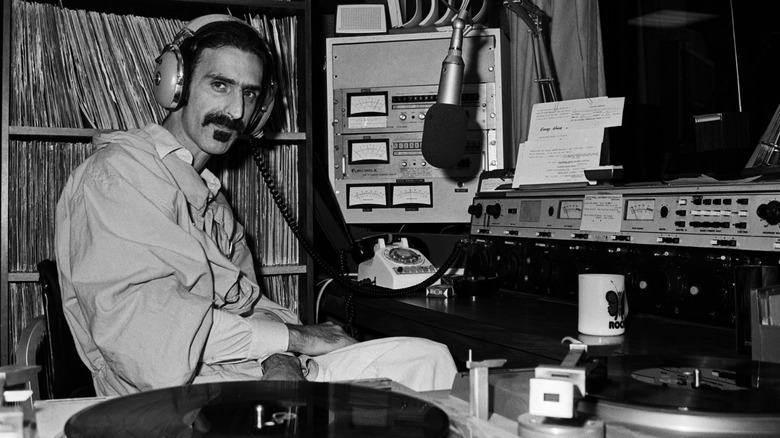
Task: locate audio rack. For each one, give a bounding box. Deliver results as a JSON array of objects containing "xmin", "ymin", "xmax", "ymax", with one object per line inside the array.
[
  {"xmin": 326, "ymin": 29, "xmax": 511, "ymax": 224},
  {"xmin": 465, "ymin": 179, "xmax": 780, "ymax": 337}
]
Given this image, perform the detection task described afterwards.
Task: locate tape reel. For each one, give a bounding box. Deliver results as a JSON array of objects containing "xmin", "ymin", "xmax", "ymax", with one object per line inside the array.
[{"xmin": 152, "ymin": 14, "xmax": 277, "ymax": 137}]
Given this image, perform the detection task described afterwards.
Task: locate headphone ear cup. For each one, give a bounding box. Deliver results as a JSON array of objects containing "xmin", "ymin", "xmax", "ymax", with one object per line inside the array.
[
  {"xmin": 152, "ymin": 45, "xmax": 185, "ymax": 110},
  {"xmin": 246, "ymin": 82, "xmax": 277, "ymax": 137}
]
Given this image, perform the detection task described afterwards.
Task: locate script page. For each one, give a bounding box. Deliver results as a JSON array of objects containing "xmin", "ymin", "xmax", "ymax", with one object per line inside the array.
[{"xmin": 513, "ymin": 97, "xmax": 625, "ymax": 187}]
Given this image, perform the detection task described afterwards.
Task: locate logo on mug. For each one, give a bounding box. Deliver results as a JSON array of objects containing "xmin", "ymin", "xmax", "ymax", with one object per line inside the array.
[{"xmin": 605, "ymin": 287, "xmax": 626, "ymax": 329}]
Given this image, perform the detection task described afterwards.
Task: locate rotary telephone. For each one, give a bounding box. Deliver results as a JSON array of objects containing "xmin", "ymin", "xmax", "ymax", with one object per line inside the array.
[
  {"xmin": 252, "ymin": 144, "xmax": 467, "ymax": 298},
  {"xmin": 356, "ymin": 237, "xmax": 440, "ymax": 289}
]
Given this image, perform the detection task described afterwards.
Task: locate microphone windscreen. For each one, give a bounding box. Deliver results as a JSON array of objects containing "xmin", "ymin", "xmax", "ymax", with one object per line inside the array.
[{"xmin": 421, "ymin": 103, "xmax": 469, "ymax": 168}]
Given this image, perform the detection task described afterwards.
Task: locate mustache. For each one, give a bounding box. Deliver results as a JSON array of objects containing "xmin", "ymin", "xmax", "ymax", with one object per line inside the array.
[{"xmin": 202, "ymin": 113, "xmax": 245, "ymax": 133}]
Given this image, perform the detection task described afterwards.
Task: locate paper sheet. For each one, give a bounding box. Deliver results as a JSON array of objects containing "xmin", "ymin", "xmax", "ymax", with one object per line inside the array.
[
  {"xmin": 580, "ymin": 194, "xmax": 624, "ymax": 233},
  {"xmin": 386, "ymin": 0, "xmax": 403, "ymax": 28},
  {"xmin": 418, "ymin": 0, "xmax": 439, "ymax": 27},
  {"xmin": 514, "ymin": 129, "xmax": 604, "ymax": 185},
  {"xmin": 513, "ymin": 97, "xmax": 625, "ymax": 187},
  {"xmin": 400, "ymin": 0, "xmax": 424, "ymax": 28},
  {"xmin": 527, "ymin": 97, "xmax": 625, "ymax": 140}
]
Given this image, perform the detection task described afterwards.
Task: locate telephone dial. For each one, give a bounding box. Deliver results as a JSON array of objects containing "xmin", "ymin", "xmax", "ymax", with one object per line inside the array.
[{"xmin": 357, "ymin": 238, "xmax": 440, "ymax": 289}]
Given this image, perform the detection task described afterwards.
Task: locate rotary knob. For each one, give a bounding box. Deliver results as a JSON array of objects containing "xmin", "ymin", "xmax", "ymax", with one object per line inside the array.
[
  {"xmin": 757, "ymin": 200, "xmax": 780, "ymax": 225},
  {"xmin": 485, "ymin": 203, "xmax": 502, "ymax": 219},
  {"xmin": 468, "ymin": 203, "xmax": 483, "ymax": 218}
]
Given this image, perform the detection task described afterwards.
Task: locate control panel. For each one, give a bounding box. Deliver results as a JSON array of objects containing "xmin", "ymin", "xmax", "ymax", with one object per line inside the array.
[
  {"xmin": 333, "ymin": 84, "xmax": 494, "ymax": 135},
  {"xmin": 464, "ymin": 181, "xmax": 780, "ymax": 332},
  {"xmin": 470, "ymin": 182, "xmax": 780, "ymax": 252},
  {"xmin": 326, "ymin": 29, "xmax": 510, "ymax": 224}
]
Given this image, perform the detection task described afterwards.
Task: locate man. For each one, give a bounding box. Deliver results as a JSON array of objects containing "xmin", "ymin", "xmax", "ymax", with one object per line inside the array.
[{"xmin": 55, "ymin": 16, "xmax": 456, "ymax": 397}]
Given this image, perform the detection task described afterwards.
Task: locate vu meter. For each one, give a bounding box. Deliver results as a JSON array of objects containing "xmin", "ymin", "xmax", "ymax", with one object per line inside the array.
[
  {"xmin": 391, "ymin": 184, "xmax": 433, "ymax": 207},
  {"xmin": 347, "ymin": 92, "xmax": 388, "ymax": 116},
  {"xmin": 348, "ymin": 185, "xmax": 388, "ymax": 208},
  {"xmin": 348, "ymin": 139, "xmax": 389, "ymax": 164},
  {"xmin": 559, "ymin": 200, "xmax": 584, "ymax": 219},
  {"xmin": 625, "ymin": 199, "xmax": 655, "ymax": 221}
]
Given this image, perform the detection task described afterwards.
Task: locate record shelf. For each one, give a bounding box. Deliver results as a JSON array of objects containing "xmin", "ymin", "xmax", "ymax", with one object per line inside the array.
[{"xmin": 0, "ymin": 0, "xmax": 314, "ymax": 365}]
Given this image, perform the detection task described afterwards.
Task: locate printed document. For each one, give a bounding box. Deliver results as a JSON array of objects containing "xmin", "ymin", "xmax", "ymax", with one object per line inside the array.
[{"xmin": 513, "ymin": 97, "xmax": 625, "ymax": 187}]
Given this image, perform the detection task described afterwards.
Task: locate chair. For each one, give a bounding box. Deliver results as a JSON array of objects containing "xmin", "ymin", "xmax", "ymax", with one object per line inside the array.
[
  {"xmin": 0, "ymin": 322, "xmax": 43, "ymax": 426},
  {"xmin": 0, "ymin": 296, "xmax": 46, "ymax": 429},
  {"xmin": 34, "ymin": 259, "xmax": 96, "ymax": 399}
]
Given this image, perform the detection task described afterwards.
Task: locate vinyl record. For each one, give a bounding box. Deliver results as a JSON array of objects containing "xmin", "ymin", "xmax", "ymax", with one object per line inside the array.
[
  {"xmin": 64, "ymin": 381, "xmax": 449, "ymax": 438},
  {"xmin": 586, "ymin": 355, "xmax": 780, "ymax": 414}
]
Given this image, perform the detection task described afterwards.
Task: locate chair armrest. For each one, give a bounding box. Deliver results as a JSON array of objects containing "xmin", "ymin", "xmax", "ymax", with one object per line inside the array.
[
  {"xmin": 15, "ymin": 316, "xmax": 46, "ymax": 368},
  {"xmin": 0, "ymin": 365, "xmax": 41, "ymax": 387},
  {"xmin": 12, "ymin": 316, "xmax": 47, "ymax": 400}
]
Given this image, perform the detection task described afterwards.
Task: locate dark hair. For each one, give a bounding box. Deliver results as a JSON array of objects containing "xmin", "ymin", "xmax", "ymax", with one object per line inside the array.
[{"xmin": 178, "ymin": 20, "xmax": 275, "ymax": 107}]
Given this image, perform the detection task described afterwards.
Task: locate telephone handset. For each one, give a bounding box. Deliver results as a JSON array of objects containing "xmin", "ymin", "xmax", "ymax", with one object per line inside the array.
[{"xmin": 357, "ymin": 238, "xmax": 440, "ymax": 289}]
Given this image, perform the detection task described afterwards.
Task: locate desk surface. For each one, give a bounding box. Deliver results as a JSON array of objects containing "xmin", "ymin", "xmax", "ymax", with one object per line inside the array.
[
  {"xmin": 35, "ymin": 397, "xmax": 109, "ymax": 438},
  {"xmin": 321, "ymin": 287, "xmax": 739, "ymax": 368}
]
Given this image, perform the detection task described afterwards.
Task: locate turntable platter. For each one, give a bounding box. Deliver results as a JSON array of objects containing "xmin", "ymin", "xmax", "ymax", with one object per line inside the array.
[
  {"xmin": 589, "ymin": 355, "xmax": 780, "ymax": 413},
  {"xmin": 580, "ymin": 356, "xmax": 780, "ymax": 436},
  {"xmin": 64, "ymin": 381, "xmax": 449, "ymax": 438}
]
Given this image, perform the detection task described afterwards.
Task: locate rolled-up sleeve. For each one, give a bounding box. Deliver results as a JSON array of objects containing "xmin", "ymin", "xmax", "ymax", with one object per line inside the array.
[{"xmin": 202, "ymin": 309, "xmax": 290, "ymax": 364}]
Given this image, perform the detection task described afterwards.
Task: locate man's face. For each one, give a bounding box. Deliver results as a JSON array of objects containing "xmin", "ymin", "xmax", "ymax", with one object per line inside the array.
[{"xmin": 178, "ymin": 46, "xmax": 264, "ymax": 157}]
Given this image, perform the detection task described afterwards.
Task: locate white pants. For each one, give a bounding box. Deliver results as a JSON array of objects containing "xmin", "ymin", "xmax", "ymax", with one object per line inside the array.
[
  {"xmin": 197, "ymin": 336, "xmax": 458, "ymax": 393},
  {"xmin": 306, "ymin": 337, "xmax": 457, "ymax": 392}
]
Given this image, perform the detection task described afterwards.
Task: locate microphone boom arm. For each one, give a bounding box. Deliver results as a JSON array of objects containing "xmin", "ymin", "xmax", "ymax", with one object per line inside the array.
[{"xmin": 504, "ymin": 0, "xmax": 560, "ymax": 102}]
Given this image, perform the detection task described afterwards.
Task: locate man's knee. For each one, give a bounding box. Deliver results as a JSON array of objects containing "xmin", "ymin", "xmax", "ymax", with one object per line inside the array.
[{"xmin": 391, "ymin": 338, "xmax": 455, "ymax": 364}]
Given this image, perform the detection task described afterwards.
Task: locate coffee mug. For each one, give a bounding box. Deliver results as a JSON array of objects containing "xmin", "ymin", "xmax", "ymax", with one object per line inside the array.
[{"xmin": 578, "ymin": 273, "xmax": 628, "ymax": 336}]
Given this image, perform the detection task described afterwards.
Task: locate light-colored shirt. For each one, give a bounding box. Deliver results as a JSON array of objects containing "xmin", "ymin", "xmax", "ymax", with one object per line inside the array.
[{"xmin": 55, "ymin": 123, "xmax": 299, "ymax": 396}]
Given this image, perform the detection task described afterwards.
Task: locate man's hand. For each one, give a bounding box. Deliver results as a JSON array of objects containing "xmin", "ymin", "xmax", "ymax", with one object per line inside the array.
[
  {"xmin": 286, "ymin": 322, "xmax": 357, "ymax": 356},
  {"xmin": 260, "ymin": 354, "xmax": 304, "ymax": 381}
]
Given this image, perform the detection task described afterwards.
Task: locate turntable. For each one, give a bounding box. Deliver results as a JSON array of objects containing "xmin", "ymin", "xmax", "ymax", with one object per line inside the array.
[
  {"xmin": 63, "ymin": 380, "xmax": 449, "ymax": 437},
  {"xmin": 52, "ymin": 327, "xmax": 780, "ymax": 438},
  {"xmin": 53, "ymin": 352, "xmax": 780, "ymax": 437},
  {"xmin": 518, "ymin": 340, "xmax": 780, "ymax": 437}
]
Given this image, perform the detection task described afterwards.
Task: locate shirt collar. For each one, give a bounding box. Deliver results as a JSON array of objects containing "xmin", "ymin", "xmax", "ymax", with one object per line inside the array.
[{"xmin": 152, "ymin": 129, "xmax": 222, "ymax": 196}]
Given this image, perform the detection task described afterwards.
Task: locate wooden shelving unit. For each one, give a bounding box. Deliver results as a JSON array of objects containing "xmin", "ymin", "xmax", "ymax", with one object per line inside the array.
[
  {"xmin": 8, "ymin": 126, "xmax": 307, "ymax": 142},
  {"xmin": 0, "ymin": 0, "xmax": 314, "ymax": 364}
]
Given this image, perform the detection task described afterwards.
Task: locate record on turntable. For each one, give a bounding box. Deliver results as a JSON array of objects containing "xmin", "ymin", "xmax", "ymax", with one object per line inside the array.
[
  {"xmin": 64, "ymin": 381, "xmax": 449, "ymax": 437},
  {"xmin": 579, "ymin": 355, "xmax": 780, "ymax": 436}
]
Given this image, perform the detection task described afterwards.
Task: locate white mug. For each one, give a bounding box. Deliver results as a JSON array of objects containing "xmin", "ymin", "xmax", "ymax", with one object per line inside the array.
[{"xmin": 578, "ymin": 273, "xmax": 628, "ymax": 336}]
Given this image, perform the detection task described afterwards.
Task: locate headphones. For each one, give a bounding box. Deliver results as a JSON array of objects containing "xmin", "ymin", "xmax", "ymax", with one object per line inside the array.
[{"xmin": 152, "ymin": 14, "xmax": 277, "ymax": 137}]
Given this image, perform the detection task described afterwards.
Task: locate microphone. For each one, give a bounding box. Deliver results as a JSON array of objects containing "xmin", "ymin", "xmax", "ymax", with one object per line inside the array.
[{"xmin": 422, "ymin": 9, "xmax": 470, "ymax": 169}]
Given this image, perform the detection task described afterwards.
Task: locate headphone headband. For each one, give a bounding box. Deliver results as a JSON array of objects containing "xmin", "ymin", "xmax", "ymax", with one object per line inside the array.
[{"xmin": 152, "ymin": 14, "xmax": 277, "ymax": 137}]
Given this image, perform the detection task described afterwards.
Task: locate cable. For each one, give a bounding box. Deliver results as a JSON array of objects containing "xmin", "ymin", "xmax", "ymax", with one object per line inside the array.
[
  {"xmin": 251, "ymin": 140, "xmax": 471, "ymax": 300},
  {"xmin": 728, "ymin": 0, "xmax": 743, "ymax": 112},
  {"xmin": 314, "ymin": 277, "xmax": 335, "ymax": 324},
  {"xmin": 344, "ymin": 291, "xmax": 357, "ymax": 338}
]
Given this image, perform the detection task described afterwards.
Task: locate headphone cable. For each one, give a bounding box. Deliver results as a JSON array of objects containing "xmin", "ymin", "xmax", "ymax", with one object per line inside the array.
[{"xmin": 250, "ymin": 140, "xmax": 470, "ymax": 332}]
